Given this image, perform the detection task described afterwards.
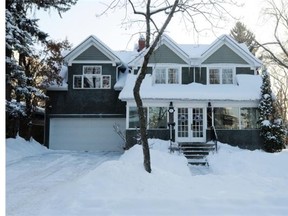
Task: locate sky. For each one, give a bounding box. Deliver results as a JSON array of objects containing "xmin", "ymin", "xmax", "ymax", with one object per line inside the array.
[{"xmin": 34, "ymin": 0, "xmax": 276, "ymax": 51}]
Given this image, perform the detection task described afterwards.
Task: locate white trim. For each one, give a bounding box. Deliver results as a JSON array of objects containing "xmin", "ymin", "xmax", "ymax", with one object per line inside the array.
[
  {"xmin": 206, "ymin": 66, "xmax": 236, "ymax": 85},
  {"xmin": 64, "ymin": 35, "xmax": 122, "ymax": 66},
  {"xmin": 152, "ymin": 65, "xmax": 182, "ymax": 84},
  {"xmin": 69, "ymin": 60, "xmax": 116, "ymax": 66}
]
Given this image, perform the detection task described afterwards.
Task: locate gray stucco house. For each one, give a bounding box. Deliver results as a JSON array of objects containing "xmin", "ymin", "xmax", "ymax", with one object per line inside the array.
[{"xmin": 45, "ymin": 34, "xmax": 263, "ymax": 152}]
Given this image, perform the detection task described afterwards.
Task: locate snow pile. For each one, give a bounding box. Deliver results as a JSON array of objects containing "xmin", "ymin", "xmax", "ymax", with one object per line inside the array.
[
  {"xmin": 6, "ymin": 137, "xmax": 288, "ymax": 215},
  {"xmin": 6, "ymin": 136, "xmax": 48, "ymax": 162}
]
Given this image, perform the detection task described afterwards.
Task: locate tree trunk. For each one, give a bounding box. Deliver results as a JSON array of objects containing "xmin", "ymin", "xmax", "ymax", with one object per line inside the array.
[{"xmin": 133, "ymin": 56, "xmax": 151, "ymax": 173}]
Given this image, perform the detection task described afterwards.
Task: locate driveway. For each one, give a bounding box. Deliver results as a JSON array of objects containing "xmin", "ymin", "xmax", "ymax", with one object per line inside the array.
[{"xmin": 6, "ymin": 151, "xmax": 121, "ymax": 216}]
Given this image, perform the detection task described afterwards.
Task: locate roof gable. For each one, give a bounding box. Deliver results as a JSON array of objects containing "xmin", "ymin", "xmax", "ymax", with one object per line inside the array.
[
  {"xmin": 74, "ymin": 45, "xmax": 110, "ymax": 61},
  {"xmin": 201, "ymin": 35, "xmax": 262, "ymax": 67},
  {"xmin": 128, "ymin": 34, "xmax": 190, "ymax": 66},
  {"xmin": 149, "ymin": 44, "xmax": 187, "ymax": 64},
  {"xmin": 203, "ymin": 44, "xmax": 248, "ymax": 64},
  {"xmin": 64, "ymin": 35, "xmax": 122, "ymax": 66}
]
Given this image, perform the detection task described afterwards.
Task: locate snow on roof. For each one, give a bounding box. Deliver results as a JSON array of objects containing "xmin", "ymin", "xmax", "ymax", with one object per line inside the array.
[
  {"xmin": 178, "ymin": 44, "xmax": 210, "ymax": 59},
  {"xmin": 119, "ymin": 74, "xmax": 262, "ymax": 101}
]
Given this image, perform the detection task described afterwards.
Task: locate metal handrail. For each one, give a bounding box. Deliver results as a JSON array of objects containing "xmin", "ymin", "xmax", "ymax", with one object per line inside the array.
[{"xmin": 211, "ymin": 126, "xmax": 218, "ymax": 152}]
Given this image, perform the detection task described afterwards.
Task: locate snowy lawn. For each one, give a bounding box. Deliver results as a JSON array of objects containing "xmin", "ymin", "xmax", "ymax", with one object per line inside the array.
[{"xmin": 6, "ymin": 137, "xmax": 288, "ymax": 216}]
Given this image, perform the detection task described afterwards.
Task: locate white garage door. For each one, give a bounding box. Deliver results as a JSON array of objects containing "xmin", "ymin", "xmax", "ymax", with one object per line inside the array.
[{"xmin": 49, "ymin": 118, "xmax": 125, "ymax": 152}]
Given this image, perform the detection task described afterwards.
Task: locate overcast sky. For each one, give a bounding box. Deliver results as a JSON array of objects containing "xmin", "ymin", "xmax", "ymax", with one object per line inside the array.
[{"xmin": 35, "ymin": 0, "xmax": 274, "ymax": 51}]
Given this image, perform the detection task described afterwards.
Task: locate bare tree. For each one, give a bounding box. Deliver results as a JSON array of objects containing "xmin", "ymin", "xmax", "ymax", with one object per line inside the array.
[
  {"xmin": 100, "ymin": 0, "xmax": 239, "ymax": 173},
  {"xmin": 255, "ymin": 0, "xmax": 288, "ymax": 128}
]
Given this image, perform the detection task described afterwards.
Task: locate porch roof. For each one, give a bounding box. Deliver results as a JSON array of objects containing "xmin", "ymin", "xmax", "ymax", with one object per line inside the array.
[{"xmin": 118, "ymin": 74, "xmax": 262, "ymax": 101}]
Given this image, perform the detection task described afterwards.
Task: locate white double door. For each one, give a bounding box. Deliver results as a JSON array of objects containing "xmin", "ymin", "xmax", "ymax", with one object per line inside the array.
[{"xmin": 176, "ymin": 107, "xmax": 206, "ymax": 143}]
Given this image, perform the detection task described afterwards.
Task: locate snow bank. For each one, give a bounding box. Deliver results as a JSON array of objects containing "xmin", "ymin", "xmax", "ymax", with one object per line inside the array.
[
  {"xmin": 6, "ymin": 137, "xmax": 288, "ymax": 215},
  {"xmin": 6, "ymin": 136, "xmax": 48, "ymax": 162}
]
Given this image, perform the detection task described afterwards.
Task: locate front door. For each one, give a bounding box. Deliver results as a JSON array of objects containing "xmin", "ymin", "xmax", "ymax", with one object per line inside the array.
[{"xmin": 176, "ymin": 107, "xmax": 206, "ymax": 142}]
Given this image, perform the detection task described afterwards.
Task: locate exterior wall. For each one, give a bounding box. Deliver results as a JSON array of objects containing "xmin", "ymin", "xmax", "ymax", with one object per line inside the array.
[
  {"xmin": 46, "ymin": 63, "xmax": 126, "ymax": 115},
  {"xmin": 75, "ymin": 45, "xmax": 110, "ymax": 61},
  {"xmin": 181, "ymin": 67, "xmax": 192, "ymax": 84},
  {"xmin": 149, "ymin": 44, "xmax": 186, "ymax": 64},
  {"xmin": 203, "ymin": 44, "xmax": 249, "ymax": 64},
  {"xmin": 182, "ymin": 67, "xmax": 207, "ymax": 84},
  {"xmin": 236, "ymin": 67, "xmax": 255, "ymax": 75},
  {"xmin": 206, "ymin": 129, "xmax": 263, "ymax": 150},
  {"xmin": 125, "ymin": 129, "xmax": 172, "ymax": 149}
]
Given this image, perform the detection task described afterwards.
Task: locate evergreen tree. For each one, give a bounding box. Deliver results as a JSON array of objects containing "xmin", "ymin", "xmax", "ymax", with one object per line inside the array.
[
  {"xmin": 5, "ymin": 0, "xmax": 77, "ymax": 138},
  {"xmin": 258, "ymin": 71, "xmax": 285, "ymax": 152},
  {"xmin": 230, "ymin": 21, "xmax": 258, "ymax": 55}
]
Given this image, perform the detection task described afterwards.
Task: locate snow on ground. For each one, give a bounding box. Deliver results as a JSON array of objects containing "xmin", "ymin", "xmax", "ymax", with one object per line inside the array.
[{"xmin": 6, "ymin": 137, "xmax": 288, "ymax": 216}]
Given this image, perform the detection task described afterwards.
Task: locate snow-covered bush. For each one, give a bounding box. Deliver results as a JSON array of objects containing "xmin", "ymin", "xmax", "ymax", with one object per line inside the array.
[{"xmin": 258, "ymin": 71, "xmax": 285, "ymax": 152}]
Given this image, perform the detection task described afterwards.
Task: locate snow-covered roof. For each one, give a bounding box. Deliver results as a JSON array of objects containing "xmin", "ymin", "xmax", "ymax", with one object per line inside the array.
[
  {"xmin": 119, "ymin": 74, "xmax": 262, "ymax": 101},
  {"xmin": 64, "ymin": 35, "xmax": 123, "ymax": 66}
]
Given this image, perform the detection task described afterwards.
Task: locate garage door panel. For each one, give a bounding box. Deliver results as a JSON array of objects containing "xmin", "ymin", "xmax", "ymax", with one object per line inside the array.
[{"xmin": 49, "ymin": 118, "xmax": 125, "ymax": 152}]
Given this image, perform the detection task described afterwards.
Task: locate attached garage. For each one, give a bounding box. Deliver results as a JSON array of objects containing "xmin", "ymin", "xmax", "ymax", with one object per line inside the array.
[{"xmin": 49, "ymin": 117, "xmax": 126, "ymax": 152}]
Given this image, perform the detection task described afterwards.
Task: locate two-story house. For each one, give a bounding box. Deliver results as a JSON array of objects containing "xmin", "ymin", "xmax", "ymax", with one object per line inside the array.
[
  {"xmin": 45, "ymin": 35, "xmax": 128, "ymax": 152},
  {"xmin": 45, "ymin": 34, "xmax": 263, "ymax": 152}
]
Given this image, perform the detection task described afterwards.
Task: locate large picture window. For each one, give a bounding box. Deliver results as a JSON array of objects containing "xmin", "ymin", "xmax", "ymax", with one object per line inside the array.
[
  {"xmin": 129, "ymin": 107, "xmax": 147, "ymax": 128},
  {"xmin": 128, "ymin": 106, "xmax": 167, "ymax": 129},
  {"xmin": 148, "ymin": 107, "xmax": 167, "ymax": 129},
  {"xmin": 240, "ymin": 108, "xmax": 259, "ymax": 129},
  {"xmin": 208, "ymin": 67, "xmax": 234, "ymax": 84},
  {"xmin": 73, "ymin": 65, "xmax": 111, "ymax": 89},
  {"xmin": 214, "ymin": 107, "xmax": 239, "ymax": 129},
  {"xmin": 154, "ymin": 67, "xmax": 179, "ymax": 84}
]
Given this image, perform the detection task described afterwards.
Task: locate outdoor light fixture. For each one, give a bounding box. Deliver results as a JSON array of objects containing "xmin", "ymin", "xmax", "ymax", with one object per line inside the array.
[{"xmin": 168, "ymin": 101, "xmax": 175, "ymax": 113}]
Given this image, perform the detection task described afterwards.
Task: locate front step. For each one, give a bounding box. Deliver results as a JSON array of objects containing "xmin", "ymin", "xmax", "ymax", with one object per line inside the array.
[{"xmin": 179, "ymin": 142, "xmax": 216, "ymax": 166}]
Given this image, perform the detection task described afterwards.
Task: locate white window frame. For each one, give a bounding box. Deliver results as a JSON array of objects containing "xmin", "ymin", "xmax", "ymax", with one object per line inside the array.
[
  {"xmin": 154, "ymin": 66, "xmax": 180, "ymax": 84},
  {"xmin": 207, "ymin": 67, "xmax": 235, "ymax": 85},
  {"xmin": 73, "ymin": 65, "xmax": 111, "ymax": 89}
]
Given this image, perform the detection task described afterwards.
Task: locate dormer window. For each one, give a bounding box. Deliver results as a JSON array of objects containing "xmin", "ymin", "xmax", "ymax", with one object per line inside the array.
[
  {"xmin": 154, "ymin": 67, "xmax": 180, "ymax": 84},
  {"xmin": 73, "ymin": 65, "xmax": 111, "ymax": 89},
  {"xmin": 208, "ymin": 67, "xmax": 234, "ymax": 84}
]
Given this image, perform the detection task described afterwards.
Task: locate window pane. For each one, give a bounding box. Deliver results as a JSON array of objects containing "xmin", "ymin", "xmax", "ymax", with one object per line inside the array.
[
  {"xmin": 178, "ymin": 108, "xmax": 189, "ymax": 137},
  {"xmin": 209, "ymin": 69, "xmax": 220, "ymax": 84},
  {"xmin": 155, "ymin": 68, "xmax": 166, "ymax": 84},
  {"xmin": 214, "ymin": 107, "xmax": 239, "ymax": 129},
  {"xmin": 168, "ymin": 68, "xmax": 179, "ymax": 84},
  {"xmin": 148, "ymin": 107, "xmax": 167, "ymax": 129},
  {"xmin": 83, "ymin": 66, "xmax": 101, "ymax": 75},
  {"xmin": 129, "ymin": 107, "xmax": 147, "ymax": 128},
  {"xmin": 222, "ymin": 68, "xmax": 233, "ymax": 84},
  {"xmin": 102, "ymin": 75, "xmax": 111, "ymax": 89},
  {"xmin": 73, "ymin": 76, "xmax": 82, "ymax": 88},
  {"xmin": 83, "ymin": 75, "xmax": 94, "ymax": 88},
  {"xmin": 241, "ymin": 108, "xmax": 259, "ymax": 129}
]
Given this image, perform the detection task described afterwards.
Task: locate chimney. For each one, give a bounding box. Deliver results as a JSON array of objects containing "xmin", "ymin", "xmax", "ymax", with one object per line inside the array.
[{"xmin": 137, "ymin": 35, "xmax": 145, "ymax": 52}]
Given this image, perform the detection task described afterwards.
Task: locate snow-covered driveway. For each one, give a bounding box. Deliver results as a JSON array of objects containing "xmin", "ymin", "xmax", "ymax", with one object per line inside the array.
[{"xmin": 6, "ymin": 150, "xmax": 121, "ymax": 216}]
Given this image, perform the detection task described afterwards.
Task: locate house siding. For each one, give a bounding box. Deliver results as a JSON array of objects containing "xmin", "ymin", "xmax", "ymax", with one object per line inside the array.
[
  {"xmin": 206, "ymin": 129, "xmax": 263, "ymax": 150},
  {"xmin": 203, "ymin": 44, "xmax": 249, "ymax": 64},
  {"xmin": 181, "ymin": 67, "xmax": 192, "ymax": 84},
  {"xmin": 182, "ymin": 67, "xmax": 207, "ymax": 84},
  {"xmin": 74, "ymin": 45, "xmax": 110, "ymax": 61},
  {"xmin": 149, "ymin": 44, "xmax": 186, "ymax": 64},
  {"xmin": 236, "ymin": 67, "xmax": 255, "ymax": 75}
]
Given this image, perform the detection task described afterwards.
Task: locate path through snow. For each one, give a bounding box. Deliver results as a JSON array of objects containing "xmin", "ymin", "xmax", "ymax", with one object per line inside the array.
[{"xmin": 6, "ymin": 151, "xmax": 121, "ymax": 216}]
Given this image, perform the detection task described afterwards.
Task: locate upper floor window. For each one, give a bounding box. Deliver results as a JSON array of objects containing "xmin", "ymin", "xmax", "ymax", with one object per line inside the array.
[
  {"xmin": 208, "ymin": 67, "xmax": 234, "ymax": 84},
  {"xmin": 73, "ymin": 65, "xmax": 111, "ymax": 89},
  {"xmin": 154, "ymin": 67, "xmax": 179, "ymax": 84}
]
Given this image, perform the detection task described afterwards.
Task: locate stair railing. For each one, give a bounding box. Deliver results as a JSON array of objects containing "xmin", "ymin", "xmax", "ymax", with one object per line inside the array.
[{"xmin": 211, "ymin": 126, "xmax": 218, "ymax": 152}]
